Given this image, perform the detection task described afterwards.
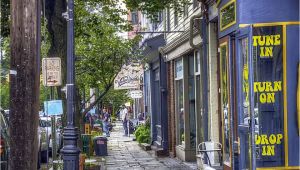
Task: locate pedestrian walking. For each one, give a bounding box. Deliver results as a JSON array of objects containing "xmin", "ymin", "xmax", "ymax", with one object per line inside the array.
[
  {"xmin": 102, "ymin": 107, "xmax": 110, "ymax": 137},
  {"xmin": 120, "ymin": 105, "xmax": 128, "ymax": 136}
]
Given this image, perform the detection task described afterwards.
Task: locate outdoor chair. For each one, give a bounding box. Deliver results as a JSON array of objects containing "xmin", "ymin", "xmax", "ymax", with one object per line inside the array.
[{"xmin": 196, "ymin": 141, "xmax": 223, "ymax": 170}]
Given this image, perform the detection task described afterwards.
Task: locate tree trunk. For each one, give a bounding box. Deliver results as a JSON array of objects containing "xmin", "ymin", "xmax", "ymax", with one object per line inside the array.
[
  {"xmin": 9, "ymin": 0, "xmax": 40, "ymax": 169},
  {"xmin": 45, "ymin": 0, "xmax": 68, "ymax": 127}
]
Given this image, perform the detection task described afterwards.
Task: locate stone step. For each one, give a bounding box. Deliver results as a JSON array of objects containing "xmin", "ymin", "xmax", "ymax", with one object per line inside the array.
[{"xmin": 139, "ymin": 143, "xmax": 151, "ymax": 151}]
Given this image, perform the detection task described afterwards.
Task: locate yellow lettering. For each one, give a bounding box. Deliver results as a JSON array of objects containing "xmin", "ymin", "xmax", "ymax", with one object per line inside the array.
[
  {"xmin": 277, "ymin": 134, "xmax": 283, "ymax": 144},
  {"xmin": 261, "ymin": 134, "xmax": 269, "ymax": 145},
  {"xmin": 267, "ymin": 93, "xmax": 275, "ymax": 103},
  {"xmin": 253, "ymin": 35, "xmax": 280, "ymax": 46},
  {"xmin": 269, "ymin": 134, "xmax": 277, "ymax": 144},
  {"xmin": 260, "ymin": 93, "xmax": 267, "ymax": 103},
  {"xmin": 254, "ymin": 82, "xmax": 259, "ymax": 92},
  {"xmin": 260, "ymin": 47, "xmax": 265, "ymax": 56},
  {"xmin": 258, "ymin": 36, "xmax": 266, "ymax": 46},
  {"xmin": 253, "ymin": 36, "xmax": 260, "ymax": 46},
  {"xmin": 255, "ymin": 134, "xmax": 261, "ymax": 145},
  {"xmin": 265, "ymin": 47, "xmax": 273, "ymax": 57},
  {"xmin": 267, "ymin": 145, "xmax": 275, "ymax": 156},
  {"xmin": 265, "ymin": 82, "xmax": 274, "ymax": 92},
  {"xmin": 258, "ymin": 82, "xmax": 265, "ymax": 92},
  {"xmin": 262, "ymin": 145, "xmax": 267, "ymax": 156},
  {"xmin": 265, "ymin": 35, "xmax": 274, "ymax": 46},
  {"xmin": 274, "ymin": 34, "xmax": 281, "ymax": 45},
  {"xmin": 274, "ymin": 81, "xmax": 282, "ymax": 92},
  {"xmin": 260, "ymin": 47, "xmax": 273, "ymax": 57}
]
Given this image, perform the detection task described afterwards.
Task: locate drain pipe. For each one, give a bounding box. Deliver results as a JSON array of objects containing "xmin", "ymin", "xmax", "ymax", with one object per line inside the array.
[
  {"xmin": 189, "ymin": 13, "xmax": 209, "ymax": 144},
  {"xmin": 189, "ymin": 13, "xmax": 203, "ymax": 49}
]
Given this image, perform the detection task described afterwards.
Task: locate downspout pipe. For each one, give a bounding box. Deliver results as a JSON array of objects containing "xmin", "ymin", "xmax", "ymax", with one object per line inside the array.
[
  {"xmin": 189, "ymin": 13, "xmax": 203, "ymax": 49},
  {"xmin": 189, "ymin": 13, "xmax": 209, "ymax": 143}
]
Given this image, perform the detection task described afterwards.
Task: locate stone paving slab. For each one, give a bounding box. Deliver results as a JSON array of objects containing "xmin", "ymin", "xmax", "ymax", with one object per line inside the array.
[{"xmin": 102, "ymin": 121, "xmax": 197, "ymax": 170}]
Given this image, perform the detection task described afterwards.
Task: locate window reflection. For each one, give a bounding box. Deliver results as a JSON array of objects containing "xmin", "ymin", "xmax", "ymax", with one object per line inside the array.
[
  {"xmin": 175, "ymin": 59, "xmax": 184, "ymax": 145},
  {"xmin": 189, "ymin": 55, "xmax": 196, "ymax": 148},
  {"xmin": 220, "ymin": 43, "xmax": 230, "ymax": 164}
]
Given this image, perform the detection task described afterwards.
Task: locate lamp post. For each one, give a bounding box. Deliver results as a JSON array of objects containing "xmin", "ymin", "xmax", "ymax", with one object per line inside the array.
[{"xmin": 61, "ymin": 0, "xmax": 80, "ymax": 169}]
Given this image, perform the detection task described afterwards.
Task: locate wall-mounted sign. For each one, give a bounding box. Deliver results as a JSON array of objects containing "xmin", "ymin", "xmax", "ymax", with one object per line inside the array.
[
  {"xmin": 114, "ymin": 63, "xmax": 143, "ymax": 90},
  {"xmin": 42, "ymin": 58, "xmax": 62, "ymax": 86},
  {"xmin": 220, "ymin": 0, "xmax": 236, "ymax": 31},
  {"xmin": 44, "ymin": 100, "xmax": 63, "ymax": 116},
  {"xmin": 130, "ymin": 90, "xmax": 143, "ymax": 98}
]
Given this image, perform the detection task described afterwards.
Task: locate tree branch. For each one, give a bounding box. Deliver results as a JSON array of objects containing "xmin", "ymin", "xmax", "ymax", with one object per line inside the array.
[{"xmin": 81, "ymin": 82, "xmax": 113, "ymax": 116}]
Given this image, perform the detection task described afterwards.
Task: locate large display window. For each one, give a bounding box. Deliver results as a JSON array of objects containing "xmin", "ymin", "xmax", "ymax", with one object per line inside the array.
[
  {"xmin": 252, "ymin": 26, "xmax": 284, "ymax": 167},
  {"xmin": 175, "ymin": 59, "xmax": 184, "ymax": 145},
  {"xmin": 188, "ymin": 55, "xmax": 196, "ymax": 148}
]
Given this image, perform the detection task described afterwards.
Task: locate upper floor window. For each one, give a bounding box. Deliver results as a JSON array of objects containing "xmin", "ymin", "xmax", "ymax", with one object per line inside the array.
[{"xmin": 131, "ymin": 10, "xmax": 139, "ymax": 25}]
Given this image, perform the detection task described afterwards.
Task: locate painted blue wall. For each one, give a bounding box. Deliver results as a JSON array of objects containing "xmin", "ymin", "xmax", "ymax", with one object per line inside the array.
[
  {"xmin": 286, "ymin": 25, "xmax": 300, "ymax": 166},
  {"xmin": 219, "ymin": 0, "xmax": 299, "ymax": 38},
  {"xmin": 239, "ymin": 0, "xmax": 299, "ymax": 24}
]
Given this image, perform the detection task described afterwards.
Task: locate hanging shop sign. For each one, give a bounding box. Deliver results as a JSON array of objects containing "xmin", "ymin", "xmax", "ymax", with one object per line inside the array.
[
  {"xmin": 130, "ymin": 90, "xmax": 143, "ymax": 99},
  {"xmin": 114, "ymin": 62, "xmax": 143, "ymax": 90},
  {"xmin": 44, "ymin": 100, "xmax": 63, "ymax": 116},
  {"xmin": 42, "ymin": 58, "xmax": 62, "ymax": 86},
  {"xmin": 252, "ymin": 26, "xmax": 284, "ymax": 165}
]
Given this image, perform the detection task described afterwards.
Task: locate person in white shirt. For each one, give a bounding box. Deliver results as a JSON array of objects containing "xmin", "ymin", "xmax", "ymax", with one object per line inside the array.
[{"xmin": 120, "ymin": 105, "xmax": 128, "ymax": 136}]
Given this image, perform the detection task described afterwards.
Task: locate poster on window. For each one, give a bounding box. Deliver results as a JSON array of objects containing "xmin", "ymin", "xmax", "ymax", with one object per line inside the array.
[{"xmin": 252, "ymin": 26, "xmax": 284, "ymax": 167}]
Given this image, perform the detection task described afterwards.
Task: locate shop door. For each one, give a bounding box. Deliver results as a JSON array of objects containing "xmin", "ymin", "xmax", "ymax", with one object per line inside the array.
[
  {"xmin": 236, "ymin": 27, "xmax": 252, "ymax": 170},
  {"xmin": 219, "ymin": 36, "xmax": 233, "ymax": 170}
]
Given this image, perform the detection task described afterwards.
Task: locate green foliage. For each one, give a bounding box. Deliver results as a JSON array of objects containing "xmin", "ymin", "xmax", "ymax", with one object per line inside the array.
[
  {"xmin": 134, "ymin": 124, "xmax": 151, "ymax": 144},
  {"xmin": 0, "ymin": 82, "xmax": 9, "ymax": 109},
  {"xmin": 124, "ymin": 0, "xmax": 191, "ymax": 20},
  {"xmin": 0, "ymin": 37, "xmax": 10, "ymax": 109},
  {"xmin": 101, "ymin": 89, "xmax": 131, "ymax": 113},
  {"xmin": 74, "ymin": 1, "xmax": 142, "ymax": 114}
]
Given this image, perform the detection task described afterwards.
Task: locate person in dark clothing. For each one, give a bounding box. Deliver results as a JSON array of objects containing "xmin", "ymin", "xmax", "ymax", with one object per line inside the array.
[{"xmin": 102, "ymin": 107, "xmax": 110, "ymax": 137}]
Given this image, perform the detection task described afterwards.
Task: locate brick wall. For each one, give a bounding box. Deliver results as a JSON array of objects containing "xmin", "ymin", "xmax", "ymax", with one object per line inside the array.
[{"xmin": 167, "ymin": 60, "xmax": 176, "ymax": 156}]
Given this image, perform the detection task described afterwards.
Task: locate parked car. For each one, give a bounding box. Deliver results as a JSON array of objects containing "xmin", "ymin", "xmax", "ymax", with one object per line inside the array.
[
  {"xmin": 0, "ymin": 109, "xmax": 9, "ymax": 170},
  {"xmin": 39, "ymin": 115, "xmax": 62, "ymax": 162}
]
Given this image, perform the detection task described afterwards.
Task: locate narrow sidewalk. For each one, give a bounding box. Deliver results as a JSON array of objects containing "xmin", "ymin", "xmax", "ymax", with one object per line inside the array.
[{"xmin": 102, "ymin": 121, "xmax": 197, "ymax": 170}]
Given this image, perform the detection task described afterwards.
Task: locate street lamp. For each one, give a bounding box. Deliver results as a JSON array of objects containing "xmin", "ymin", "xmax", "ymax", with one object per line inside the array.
[{"xmin": 61, "ymin": 0, "xmax": 80, "ymax": 169}]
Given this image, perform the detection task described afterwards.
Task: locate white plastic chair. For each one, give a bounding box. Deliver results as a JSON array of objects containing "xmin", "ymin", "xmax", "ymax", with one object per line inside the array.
[{"xmin": 197, "ymin": 141, "xmax": 223, "ymax": 170}]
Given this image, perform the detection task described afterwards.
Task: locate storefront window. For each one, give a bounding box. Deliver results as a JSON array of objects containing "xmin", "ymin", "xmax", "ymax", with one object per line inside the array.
[
  {"xmin": 253, "ymin": 26, "xmax": 284, "ymax": 167},
  {"xmin": 175, "ymin": 59, "xmax": 184, "ymax": 145},
  {"xmin": 220, "ymin": 43, "xmax": 230, "ymax": 164},
  {"xmin": 241, "ymin": 38, "xmax": 250, "ymax": 125},
  {"xmin": 189, "ymin": 55, "xmax": 196, "ymax": 148}
]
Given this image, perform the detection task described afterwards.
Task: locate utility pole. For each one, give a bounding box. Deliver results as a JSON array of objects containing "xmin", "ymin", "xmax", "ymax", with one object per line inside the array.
[
  {"xmin": 60, "ymin": 0, "xmax": 80, "ymax": 169},
  {"xmin": 9, "ymin": 0, "xmax": 40, "ymax": 169}
]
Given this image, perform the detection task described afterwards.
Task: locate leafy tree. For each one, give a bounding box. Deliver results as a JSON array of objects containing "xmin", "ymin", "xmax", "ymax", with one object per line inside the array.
[
  {"xmin": 124, "ymin": 0, "xmax": 191, "ymax": 20},
  {"xmin": 0, "ymin": 37, "xmax": 10, "ymax": 109},
  {"xmin": 75, "ymin": 1, "xmax": 141, "ymax": 115}
]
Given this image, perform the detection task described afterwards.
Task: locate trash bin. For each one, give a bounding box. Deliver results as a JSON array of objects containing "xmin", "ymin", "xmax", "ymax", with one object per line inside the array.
[{"xmin": 93, "ymin": 136, "xmax": 107, "ymax": 156}]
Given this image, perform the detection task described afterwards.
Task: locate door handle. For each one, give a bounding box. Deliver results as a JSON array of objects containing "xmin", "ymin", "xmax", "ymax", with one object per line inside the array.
[{"xmin": 297, "ymin": 63, "xmax": 300, "ymax": 136}]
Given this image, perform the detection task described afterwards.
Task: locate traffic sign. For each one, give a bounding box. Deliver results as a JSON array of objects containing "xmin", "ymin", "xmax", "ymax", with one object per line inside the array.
[
  {"xmin": 44, "ymin": 100, "xmax": 63, "ymax": 116},
  {"xmin": 42, "ymin": 58, "xmax": 62, "ymax": 86}
]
